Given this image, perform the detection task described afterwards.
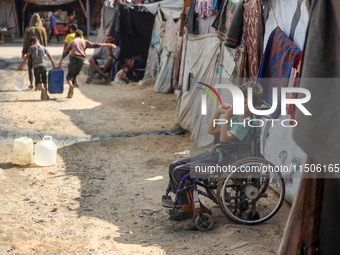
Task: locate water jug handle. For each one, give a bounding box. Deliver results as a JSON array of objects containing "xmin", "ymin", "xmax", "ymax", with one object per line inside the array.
[{"xmin": 43, "ymin": 136, "xmax": 53, "ymax": 141}]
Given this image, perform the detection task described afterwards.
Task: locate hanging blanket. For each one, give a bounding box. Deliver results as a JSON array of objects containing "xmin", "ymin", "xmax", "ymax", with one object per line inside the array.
[
  {"xmin": 256, "ymin": 26, "xmax": 301, "ymax": 119},
  {"xmin": 212, "ymin": 0, "xmax": 243, "ymax": 48}
]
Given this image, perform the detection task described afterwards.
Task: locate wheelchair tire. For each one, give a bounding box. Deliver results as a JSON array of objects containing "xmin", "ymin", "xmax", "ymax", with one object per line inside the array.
[{"xmin": 217, "ymin": 157, "xmax": 285, "ymax": 225}]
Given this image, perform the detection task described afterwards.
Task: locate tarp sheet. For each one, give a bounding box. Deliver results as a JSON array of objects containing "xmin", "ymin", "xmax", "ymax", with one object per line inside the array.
[
  {"xmin": 140, "ymin": 0, "xmax": 183, "ymax": 18},
  {"xmin": 175, "ymin": 31, "xmax": 236, "ymax": 148}
]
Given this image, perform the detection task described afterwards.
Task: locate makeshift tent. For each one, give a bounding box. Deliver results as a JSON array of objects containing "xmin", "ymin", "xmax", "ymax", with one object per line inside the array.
[
  {"xmin": 0, "ymin": 0, "xmax": 19, "ymax": 37},
  {"xmin": 105, "ymin": 3, "xmax": 154, "ymax": 66}
]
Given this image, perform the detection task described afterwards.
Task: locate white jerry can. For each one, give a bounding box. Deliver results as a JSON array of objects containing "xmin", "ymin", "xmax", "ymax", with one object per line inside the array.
[
  {"xmin": 34, "ymin": 136, "xmax": 57, "ymax": 166},
  {"xmin": 12, "ymin": 137, "xmax": 33, "ymax": 165},
  {"xmin": 16, "ymin": 71, "xmax": 25, "ymax": 91}
]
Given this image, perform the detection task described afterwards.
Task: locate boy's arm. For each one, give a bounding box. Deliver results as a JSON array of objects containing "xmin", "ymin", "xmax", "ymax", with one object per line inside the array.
[
  {"xmin": 63, "ymin": 43, "xmax": 68, "ymax": 51},
  {"xmin": 18, "ymin": 53, "xmax": 31, "ymax": 71},
  {"xmin": 219, "ymin": 107, "xmax": 237, "ymax": 143},
  {"xmin": 207, "ymin": 104, "xmax": 231, "ymax": 135},
  {"xmin": 46, "ymin": 53, "xmax": 55, "ymax": 69}
]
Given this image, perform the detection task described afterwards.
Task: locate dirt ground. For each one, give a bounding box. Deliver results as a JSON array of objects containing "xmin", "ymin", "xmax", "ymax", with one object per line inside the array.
[{"xmin": 0, "ymin": 57, "xmax": 291, "ymax": 255}]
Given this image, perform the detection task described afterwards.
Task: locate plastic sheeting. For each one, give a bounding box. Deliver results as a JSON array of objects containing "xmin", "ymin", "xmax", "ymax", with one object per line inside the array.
[
  {"xmin": 175, "ymin": 31, "xmax": 237, "ymax": 148},
  {"xmin": 141, "ymin": 0, "xmax": 184, "ymax": 18}
]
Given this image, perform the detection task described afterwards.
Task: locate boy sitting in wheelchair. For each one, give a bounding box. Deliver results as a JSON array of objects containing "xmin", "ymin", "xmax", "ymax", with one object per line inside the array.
[{"xmin": 164, "ymin": 81, "xmax": 263, "ymax": 230}]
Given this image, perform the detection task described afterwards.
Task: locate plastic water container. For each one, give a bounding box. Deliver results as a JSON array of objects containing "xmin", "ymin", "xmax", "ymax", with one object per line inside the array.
[
  {"xmin": 48, "ymin": 69, "xmax": 64, "ymax": 93},
  {"xmin": 12, "ymin": 137, "xmax": 33, "ymax": 165},
  {"xmin": 34, "ymin": 136, "xmax": 57, "ymax": 166},
  {"xmin": 16, "ymin": 71, "xmax": 25, "ymax": 91}
]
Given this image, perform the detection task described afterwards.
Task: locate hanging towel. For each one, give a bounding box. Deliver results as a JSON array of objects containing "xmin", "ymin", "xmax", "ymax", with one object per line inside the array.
[
  {"xmin": 212, "ymin": 0, "xmax": 243, "ymax": 48},
  {"xmin": 256, "ymin": 26, "xmax": 301, "ymax": 119}
]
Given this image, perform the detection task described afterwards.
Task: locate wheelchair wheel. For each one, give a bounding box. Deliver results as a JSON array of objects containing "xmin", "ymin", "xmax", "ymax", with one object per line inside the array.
[
  {"xmin": 195, "ymin": 213, "xmax": 214, "ymax": 231},
  {"xmin": 217, "ymin": 157, "xmax": 285, "ymax": 224}
]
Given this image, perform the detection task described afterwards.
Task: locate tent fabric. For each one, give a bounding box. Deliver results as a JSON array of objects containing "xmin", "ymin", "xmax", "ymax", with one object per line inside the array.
[
  {"xmin": 96, "ymin": 6, "xmax": 116, "ymax": 45},
  {"xmin": 151, "ymin": 9, "xmax": 166, "ymax": 52},
  {"xmin": 154, "ymin": 47, "xmax": 175, "ymax": 93},
  {"xmin": 256, "ymin": 26, "xmax": 301, "ymax": 119},
  {"xmin": 0, "ymin": 0, "xmax": 17, "ymax": 33},
  {"xmin": 25, "ymin": 0, "xmax": 76, "ymax": 5},
  {"xmin": 141, "ymin": 0, "xmax": 183, "ymax": 17},
  {"xmin": 264, "ymin": 0, "xmax": 308, "ymax": 51},
  {"xmin": 113, "ymin": 4, "xmax": 154, "ymax": 64},
  {"xmin": 175, "ymin": 31, "xmax": 237, "ymax": 148},
  {"xmin": 154, "ymin": 14, "xmax": 181, "ymax": 93},
  {"xmin": 197, "ymin": 15, "xmax": 216, "ymax": 34},
  {"xmin": 143, "ymin": 46, "xmax": 160, "ymax": 81},
  {"xmin": 103, "ymin": 5, "xmax": 116, "ymax": 29},
  {"xmin": 175, "ymin": 33, "xmax": 220, "ymax": 139}
]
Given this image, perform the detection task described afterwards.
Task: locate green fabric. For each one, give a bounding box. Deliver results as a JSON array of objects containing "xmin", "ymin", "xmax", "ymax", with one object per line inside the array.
[
  {"xmin": 212, "ymin": 0, "xmax": 244, "ymax": 48},
  {"xmin": 22, "ymin": 14, "xmax": 47, "ymax": 54},
  {"xmin": 211, "ymin": 115, "xmax": 253, "ymax": 162}
]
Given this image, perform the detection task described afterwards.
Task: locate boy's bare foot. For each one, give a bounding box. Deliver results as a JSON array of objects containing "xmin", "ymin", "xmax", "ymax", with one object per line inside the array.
[
  {"xmin": 67, "ymin": 86, "xmax": 74, "ymax": 98},
  {"xmin": 28, "ymin": 84, "xmax": 33, "ymax": 89}
]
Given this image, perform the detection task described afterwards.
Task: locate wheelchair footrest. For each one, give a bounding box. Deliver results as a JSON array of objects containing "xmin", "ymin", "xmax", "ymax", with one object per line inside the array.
[{"xmin": 161, "ymin": 195, "xmax": 182, "ymax": 209}]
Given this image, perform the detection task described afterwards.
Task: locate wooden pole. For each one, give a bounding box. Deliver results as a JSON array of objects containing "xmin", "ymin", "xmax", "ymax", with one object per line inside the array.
[
  {"xmin": 23, "ymin": 0, "xmax": 29, "ymax": 13},
  {"xmin": 86, "ymin": 0, "xmax": 90, "ymax": 37},
  {"xmin": 78, "ymin": 0, "xmax": 88, "ymax": 19}
]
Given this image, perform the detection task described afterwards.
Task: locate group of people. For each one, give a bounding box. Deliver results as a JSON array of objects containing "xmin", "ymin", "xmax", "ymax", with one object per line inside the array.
[{"xmin": 19, "ymin": 13, "xmax": 145, "ymax": 100}]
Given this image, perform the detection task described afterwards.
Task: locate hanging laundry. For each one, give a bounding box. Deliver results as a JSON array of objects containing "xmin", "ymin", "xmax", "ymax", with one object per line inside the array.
[
  {"xmin": 212, "ymin": 0, "xmax": 244, "ymax": 48},
  {"xmin": 186, "ymin": 0, "xmax": 199, "ymax": 34},
  {"xmin": 256, "ymin": 26, "xmax": 301, "ymax": 119},
  {"xmin": 195, "ymin": 0, "xmax": 214, "ymax": 18},
  {"xmin": 213, "ymin": 0, "xmax": 223, "ymax": 13},
  {"xmin": 243, "ymin": 0, "xmax": 264, "ymax": 80}
]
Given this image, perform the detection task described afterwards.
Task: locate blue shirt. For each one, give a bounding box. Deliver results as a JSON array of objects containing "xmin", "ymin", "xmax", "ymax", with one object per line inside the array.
[{"xmin": 50, "ymin": 14, "xmax": 57, "ymax": 28}]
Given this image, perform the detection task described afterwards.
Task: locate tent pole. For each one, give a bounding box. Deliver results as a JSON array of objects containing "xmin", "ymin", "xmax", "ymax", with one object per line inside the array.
[
  {"xmin": 86, "ymin": 0, "xmax": 90, "ymax": 37},
  {"xmin": 23, "ymin": 1, "xmax": 28, "ymax": 13},
  {"xmin": 78, "ymin": 0, "xmax": 88, "ymax": 18}
]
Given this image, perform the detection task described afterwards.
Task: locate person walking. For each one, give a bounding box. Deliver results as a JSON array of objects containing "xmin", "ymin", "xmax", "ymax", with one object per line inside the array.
[
  {"xmin": 48, "ymin": 10, "xmax": 60, "ymax": 43},
  {"xmin": 22, "ymin": 13, "xmax": 47, "ymax": 90}
]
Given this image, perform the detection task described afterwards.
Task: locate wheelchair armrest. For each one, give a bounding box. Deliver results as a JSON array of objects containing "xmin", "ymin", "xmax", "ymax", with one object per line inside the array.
[{"xmin": 214, "ymin": 142, "xmax": 250, "ymax": 149}]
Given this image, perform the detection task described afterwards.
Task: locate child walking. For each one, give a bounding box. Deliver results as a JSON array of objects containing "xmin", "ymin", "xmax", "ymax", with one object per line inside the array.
[{"xmin": 19, "ymin": 36, "xmax": 55, "ymax": 100}]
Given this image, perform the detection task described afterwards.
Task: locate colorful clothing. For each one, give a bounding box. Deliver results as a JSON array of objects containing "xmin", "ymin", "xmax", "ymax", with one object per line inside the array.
[
  {"xmin": 195, "ymin": 0, "xmax": 214, "ymax": 18},
  {"xmin": 256, "ymin": 27, "xmax": 301, "ymax": 119},
  {"xmin": 243, "ymin": 0, "xmax": 264, "ymax": 79},
  {"xmin": 212, "ymin": 0, "xmax": 244, "ymax": 48}
]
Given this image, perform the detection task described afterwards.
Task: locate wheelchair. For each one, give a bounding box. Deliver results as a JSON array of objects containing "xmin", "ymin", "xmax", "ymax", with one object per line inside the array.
[{"xmin": 162, "ymin": 107, "xmax": 286, "ymax": 231}]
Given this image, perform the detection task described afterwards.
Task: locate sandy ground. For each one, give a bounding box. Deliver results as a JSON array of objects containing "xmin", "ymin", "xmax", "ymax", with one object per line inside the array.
[{"xmin": 0, "ymin": 47, "xmax": 291, "ymax": 255}]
